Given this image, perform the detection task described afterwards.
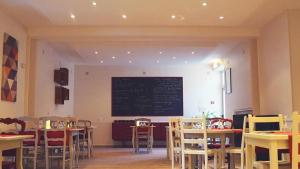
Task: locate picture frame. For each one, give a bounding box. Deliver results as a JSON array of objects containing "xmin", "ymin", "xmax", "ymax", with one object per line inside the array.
[{"xmin": 225, "ymin": 68, "xmax": 232, "ymax": 94}]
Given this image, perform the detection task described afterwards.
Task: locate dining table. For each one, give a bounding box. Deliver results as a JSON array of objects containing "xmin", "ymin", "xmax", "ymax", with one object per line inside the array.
[
  {"xmin": 0, "ymin": 134, "xmax": 34, "ymax": 169},
  {"xmin": 244, "ymin": 132, "xmax": 289, "ymax": 169}
]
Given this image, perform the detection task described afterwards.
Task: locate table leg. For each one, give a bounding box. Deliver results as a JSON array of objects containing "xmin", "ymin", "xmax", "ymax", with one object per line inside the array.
[
  {"xmin": 220, "ymin": 134, "xmax": 226, "ymax": 167},
  {"xmin": 245, "ymin": 143, "xmax": 253, "ymax": 169},
  {"xmin": 69, "ymin": 133, "xmax": 74, "ymax": 169},
  {"xmin": 16, "ymin": 142, "xmax": 23, "ymax": 169},
  {"xmin": 269, "ymin": 142, "xmax": 279, "ymax": 169},
  {"xmin": 0, "ymin": 150, "xmax": 2, "ymax": 169},
  {"xmin": 76, "ymin": 131, "xmax": 80, "ymax": 168},
  {"xmin": 88, "ymin": 130, "xmax": 91, "ymax": 159},
  {"xmin": 132, "ymin": 128, "xmax": 136, "ymax": 152},
  {"xmin": 166, "ymin": 128, "xmax": 170, "ymax": 159}
]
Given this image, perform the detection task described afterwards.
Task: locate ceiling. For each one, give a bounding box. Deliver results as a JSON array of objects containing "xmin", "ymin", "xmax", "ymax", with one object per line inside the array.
[
  {"xmin": 1, "ymin": 0, "xmax": 300, "ymax": 27},
  {"xmin": 1, "ymin": 0, "xmax": 299, "ymax": 66}
]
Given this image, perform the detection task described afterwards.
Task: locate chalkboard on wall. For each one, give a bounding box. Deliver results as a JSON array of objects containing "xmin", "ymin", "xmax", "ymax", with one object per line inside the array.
[{"xmin": 111, "ymin": 77, "xmax": 183, "ymax": 116}]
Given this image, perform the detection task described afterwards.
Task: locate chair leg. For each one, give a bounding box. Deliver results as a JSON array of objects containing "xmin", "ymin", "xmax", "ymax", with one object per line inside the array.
[
  {"xmin": 204, "ymin": 154, "xmax": 208, "ymax": 169},
  {"xmin": 240, "ymin": 153, "xmax": 244, "ymax": 169},
  {"xmin": 188, "ymin": 155, "xmax": 192, "ymax": 169},
  {"xmin": 181, "ymin": 153, "xmax": 185, "ymax": 169},
  {"xmin": 171, "ymin": 150, "xmax": 175, "ymax": 169},
  {"xmin": 214, "ymin": 153, "xmax": 218, "ymax": 169}
]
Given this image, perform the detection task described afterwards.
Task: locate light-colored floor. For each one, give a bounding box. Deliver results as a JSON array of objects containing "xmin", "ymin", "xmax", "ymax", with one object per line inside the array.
[
  {"xmin": 78, "ymin": 148, "xmax": 291, "ymax": 169},
  {"xmin": 78, "ymin": 148, "xmax": 170, "ymax": 169}
]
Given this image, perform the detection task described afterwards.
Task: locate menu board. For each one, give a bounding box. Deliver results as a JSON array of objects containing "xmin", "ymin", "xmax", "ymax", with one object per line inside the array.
[{"xmin": 112, "ymin": 77, "xmax": 183, "ymax": 116}]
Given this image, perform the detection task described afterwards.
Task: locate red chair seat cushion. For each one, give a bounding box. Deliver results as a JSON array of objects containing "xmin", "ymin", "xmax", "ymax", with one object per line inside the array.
[
  {"xmin": 208, "ymin": 144, "xmax": 231, "ymax": 149},
  {"xmin": 47, "ymin": 130, "xmax": 70, "ymax": 146}
]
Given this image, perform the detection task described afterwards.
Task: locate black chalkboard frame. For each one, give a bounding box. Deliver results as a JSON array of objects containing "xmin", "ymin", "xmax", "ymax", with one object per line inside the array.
[{"xmin": 111, "ymin": 77, "xmax": 184, "ymax": 116}]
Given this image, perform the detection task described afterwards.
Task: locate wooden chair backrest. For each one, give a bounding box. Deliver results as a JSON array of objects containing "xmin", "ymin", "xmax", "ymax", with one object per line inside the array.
[
  {"xmin": 248, "ymin": 114, "xmax": 284, "ymax": 133},
  {"xmin": 180, "ymin": 117, "xmax": 208, "ymax": 152},
  {"xmin": 0, "ymin": 118, "xmax": 25, "ymax": 134},
  {"xmin": 169, "ymin": 118, "xmax": 181, "ymax": 150},
  {"xmin": 209, "ymin": 118, "xmax": 233, "ymax": 129},
  {"xmin": 135, "ymin": 118, "xmax": 151, "ymax": 127},
  {"xmin": 65, "ymin": 116, "xmax": 78, "ymax": 128},
  {"xmin": 17, "ymin": 116, "xmax": 40, "ymax": 147},
  {"xmin": 292, "ymin": 111, "xmax": 300, "ymax": 169},
  {"xmin": 42, "ymin": 116, "xmax": 68, "ymax": 148}
]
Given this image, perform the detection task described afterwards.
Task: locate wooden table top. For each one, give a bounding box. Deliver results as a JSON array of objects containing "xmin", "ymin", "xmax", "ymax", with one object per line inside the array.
[{"xmin": 0, "ymin": 135, "xmax": 33, "ymax": 141}]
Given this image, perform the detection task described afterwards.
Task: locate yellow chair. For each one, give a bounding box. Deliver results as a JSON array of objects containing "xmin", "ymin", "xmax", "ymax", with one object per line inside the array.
[{"xmin": 292, "ymin": 111, "xmax": 300, "ymax": 169}]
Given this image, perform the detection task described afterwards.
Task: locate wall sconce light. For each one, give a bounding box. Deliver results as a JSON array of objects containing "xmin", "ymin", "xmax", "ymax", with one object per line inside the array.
[{"xmin": 211, "ymin": 59, "xmax": 225, "ymax": 71}]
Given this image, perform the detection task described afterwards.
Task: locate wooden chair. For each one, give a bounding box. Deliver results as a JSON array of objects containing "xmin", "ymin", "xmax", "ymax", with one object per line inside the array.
[
  {"xmin": 180, "ymin": 117, "xmax": 221, "ymax": 169},
  {"xmin": 169, "ymin": 118, "xmax": 181, "ymax": 169},
  {"xmin": 17, "ymin": 116, "xmax": 42, "ymax": 169},
  {"xmin": 226, "ymin": 116, "xmax": 247, "ymax": 169},
  {"xmin": 134, "ymin": 118, "xmax": 153, "ymax": 153},
  {"xmin": 77, "ymin": 120, "xmax": 93, "ymax": 158},
  {"xmin": 292, "ymin": 111, "xmax": 300, "ymax": 169},
  {"xmin": 0, "ymin": 118, "xmax": 26, "ymax": 168},
  {"xmin": 248, "ymin": 114, "xmax": 289, "ymax": 169},
  {"xmin": 41, "ymin": 116, "xmax": 71, "ymax": 169}
]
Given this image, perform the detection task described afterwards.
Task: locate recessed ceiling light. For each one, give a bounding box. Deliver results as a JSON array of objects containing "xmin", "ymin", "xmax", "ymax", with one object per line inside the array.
[
  {"xmin": 156, "ymin": 60, "xmax": 160, "ymax": 63},
  {"xmin": 127, "ymin": 51, "xmax": 131, "ymax": 54},
  {"xmin": 191, "ymin": 51, "xmax": 195, "ymax": 55},
  {"xmin": 70, "ymin": 13, "xmax": 76, "ymax": 19},
  {"xmin": 122, "ymin": 14, "xmax": 127, "ymax": 19},
  {"xmin": 100, "ymin": 60, "xmax": 104, "ymax": 63},
  {"xmin": 94, "ymin": 51, "xmax": 99, "ymax": 55},
  {"xmin": 92, "ymin": 1, "xmax": 97, "ymax": 6},
  {"xmin": 159, "ymin": 51, "xmax": 163, "ymax": 54},
  {"xmin": 129, "ymin": 60, "xmax": 132, "ymax": 63},
  {"xmin": 184, "ymin": 61, "xmax": 188, "ymax": 64},
  {"xmin": 171, "ymin": 15, "xmax": 176, "ymax": 19},
  {"xmin": 172, "ymin": 56, "xmax": 176, "ymax": 60},
  {"xmin": 202, "ymin": 2, "xmax": 207, "ymax": 6},
  {"xmin": 219, "ymin": 16, "xmax": 224, "ymax": 20},
  {"xmin": 112, "ymin": 56, "xmax": 116, "ymax": 59}
]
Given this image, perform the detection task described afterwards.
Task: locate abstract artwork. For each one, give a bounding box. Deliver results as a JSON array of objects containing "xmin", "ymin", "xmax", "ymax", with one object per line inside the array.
[{"xmin": 1, "ymin": 33, "xmax": 18, "ymax": 102}]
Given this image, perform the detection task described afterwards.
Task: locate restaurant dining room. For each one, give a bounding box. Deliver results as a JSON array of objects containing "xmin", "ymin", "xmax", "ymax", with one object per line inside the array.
[{"xmin": 1, "ymin": 0, "xmax": 300, "ymax": 169}]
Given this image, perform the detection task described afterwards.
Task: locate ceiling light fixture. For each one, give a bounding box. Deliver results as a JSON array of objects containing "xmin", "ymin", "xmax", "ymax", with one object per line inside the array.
[
  {"xmin": 129, "ymin": 60, "xmax": 132, "ymax": 63},
  {"xmin": 70, "ymin": 13, "xmax": 76, "ymax": 19},
  {"xmin": 191, "ymin": 51, "xmax": 195, "ymax": 54},
  {"xmin": 219, "ymin": 16, "xmax": 224, "ymax": 20},
  {"xmin": 185, "ymin": 61, "xmax": 188, "ymax": 64},
  {"xmin": 127, "ymin": 51, "xmax": 131, "ymax": 54},
  {"xmin": 172, "ymin": 56, "xmax": 176, "ymax": 60},
  {"xmin": 202, "ymin": 2, "xmax": 207, "ymax": 6},
  {"xmin": 122, "ymin": 14, "xmax": 127, "ymax": 19},
  {"xmin": 171, "ymin": 15, "xmax": 176, "ymax": 19},
  {"xmin": 100, "ymin": 60, "xmax": 104, "ymax": 63},
  {"xmin": 112, "ymin": 56, "xmax": 116, "ymax": 59},
  {"xmin": 94, "ymin": 51, "xmax": 99, "ymax": 55},
  {"xmin": 156, "ymin": 60, "xmax": 160, "ymax": 63},
  {"xmin": 92, "ymin": 1, "xmax": 97, "ymax": 6},
  {"xmin": 159, "ymin": 51, "xmax": 163, "ymax": 54}
]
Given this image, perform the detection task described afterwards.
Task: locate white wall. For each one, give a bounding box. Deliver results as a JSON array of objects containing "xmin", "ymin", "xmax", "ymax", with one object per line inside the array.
[
  {"xmin": 258, "ymin": 12, "xmax": 293, "ymax": 116},
  {"xmin": 0, "ymin": 10, "xmax": 27, "ymax": 118},
  {"xmin": 288, "ymin": 10, "xmax": 300, "ymax": 113},
  {"xmin": 31, "ymin": 41, "xmax": 74, "ymax": 117},
  {"xmin": 222, "ymin": 40, "xmax": 258, "ymax": 118},
  {"xmin": 74, "ymin": 65, "xmax": 222, "ymax": 146}
]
